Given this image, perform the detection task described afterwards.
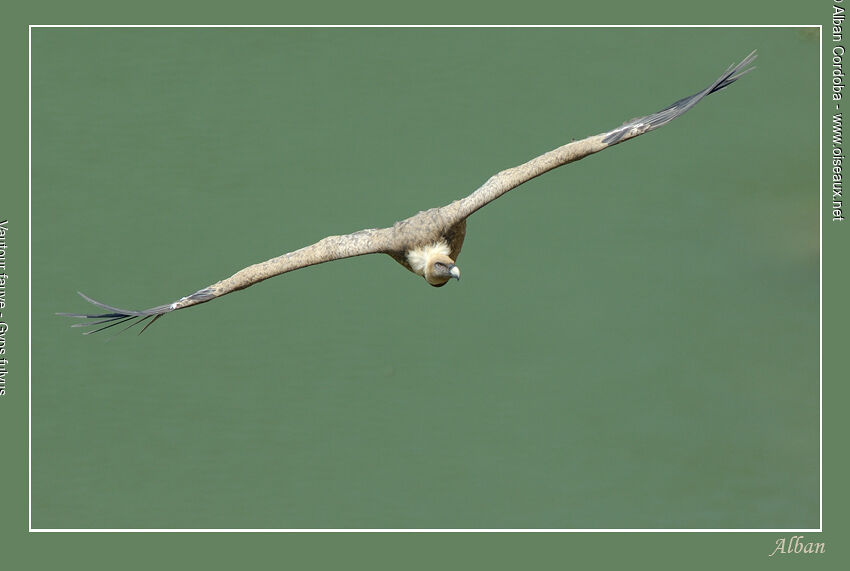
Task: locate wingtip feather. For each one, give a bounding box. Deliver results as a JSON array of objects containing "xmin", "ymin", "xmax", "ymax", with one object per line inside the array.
[{"xmin": 59, "ymin": 291, "xmax": 174, "ymax": 336}]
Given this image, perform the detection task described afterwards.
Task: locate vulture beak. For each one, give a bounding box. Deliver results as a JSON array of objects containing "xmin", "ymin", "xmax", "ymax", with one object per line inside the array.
[{"xmin": 449, "ymin": 264, "xmax": 461, "ymax": 281}]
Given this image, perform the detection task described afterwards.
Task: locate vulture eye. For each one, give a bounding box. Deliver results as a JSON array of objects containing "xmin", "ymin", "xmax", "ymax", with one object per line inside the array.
[{"xmin": 434, "ymin": 262, "xmax": 445, "ymax": 269}]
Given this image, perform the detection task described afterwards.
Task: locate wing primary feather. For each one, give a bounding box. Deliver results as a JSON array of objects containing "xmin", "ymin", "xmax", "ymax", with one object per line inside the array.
[
  {"xmin": 58, "ymin": 291, "xmax": 174, "ymax": 335},
  {"xmin": 601, "ymin": 50, "xmax": 756, "ymax": 145},
  {"xmin": 115, "ymin": 315, "xmax": 152, "ymax": 336},
  {"xmin": 70, "ymin": 316, "xmax": 131, "ymax": 328},
  {"xmin": 81, "ymin": 315, "xmax": 138, "ymax": 335},
  {"xmin": 75, "ymin": 291, "xmax": 162, "ymax": 317},
  {"xmin": 138, "ymin": 314, "xmax": 162, "ymax": 335}
]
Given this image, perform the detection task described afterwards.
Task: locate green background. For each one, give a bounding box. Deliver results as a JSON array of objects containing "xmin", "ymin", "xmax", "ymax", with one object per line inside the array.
[
  {"xmin": 29, "ymin": 27, "xmax": 818, "ymax": 530},
  {"xmin": 1, "ymin": 1, "xmax": 838, "ymax": 566}
]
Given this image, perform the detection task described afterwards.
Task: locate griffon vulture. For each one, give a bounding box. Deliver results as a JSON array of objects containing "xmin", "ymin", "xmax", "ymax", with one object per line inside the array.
[{"xmin": 60, "ymin": 51, "xmax": 756, "ymax": 334}]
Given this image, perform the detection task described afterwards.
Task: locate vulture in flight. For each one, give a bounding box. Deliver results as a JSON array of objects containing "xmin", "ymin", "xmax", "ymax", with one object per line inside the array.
[{"xmin": 60, "ymin": 51, "xmax": 756, "ymax": 334}]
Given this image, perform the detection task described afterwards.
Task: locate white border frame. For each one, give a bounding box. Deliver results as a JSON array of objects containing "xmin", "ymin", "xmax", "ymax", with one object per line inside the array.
[{"xmin": 28, "ymin": 24, "xmax": 823, "ymax": 533}]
